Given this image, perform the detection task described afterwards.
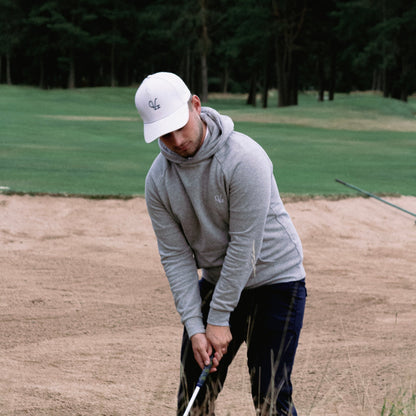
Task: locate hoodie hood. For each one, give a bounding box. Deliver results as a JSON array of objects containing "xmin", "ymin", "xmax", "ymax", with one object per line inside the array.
[{"xmin": 158, "ymin": 106, "xmax": 234, "ymax": 165}]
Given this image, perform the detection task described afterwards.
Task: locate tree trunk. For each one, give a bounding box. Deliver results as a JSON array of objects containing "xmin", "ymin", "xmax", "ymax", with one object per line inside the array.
[
  {"xmin": 261, "ymin": 42, "xmax": 272, "ymax": 108},
  {"xmin": 275, "ymin": 36, "xmax": 292, "ymax": 107},
  {"xmin": 110, "ymin": 39, "xmax": 116, "ymax": 87},
  {"xmin": 328, "ymin": 53, "xmax": 336, "ymax": 100},
  {"xmin": 318, "ymin": 57, "xmax": 324, "ymax": 102},
  {"xmin": 246, "ymin": 74, "xmax": 257, "ymax": 106},
  {"xmin": 122, "ymin": 64, "xmax": 129, "ymax": 86},
  {"xmin": 6, "ymin": 53, "xmax": 12, "ymax": 85},
  {"xmin": 275, "ymin": 26, "xmax": 300, "ymax": 107},
  {"xmin": 272, "ymin": 0, "xmax": 305, "ymax": 107},
  {"xmin": 382, "ymin": 68, "xmax": 389, "ymax": 97},
  {"xmin": 200, "ymin": 52, "xmax": 208, "ymax": 102},
  {"xmin": 275, "ymin": 36, "xmax": 285, "ymax": 106},
  {"xmin": 261, "ymin": 68, "xmax": 269, "ymax": 109},
  {"xmin": 67, "ymin": 54, "xmax": 75, "ymax": 89},
  {"xmin": 184, "ymin": 47, "xmax": 191, "ymax": 87},
  {"xmin": 399, "ymin": 57, "xmax": 410, "ymax": 102},
  {"xmin": 199, "ymin": 0, "xmax": 209, "ymax": 102},
  {"xmin": 222, "ymin": 65, "xmax": 229, "ymax": 93},
  {"xmin": 290, "ymin": 63, "xmax": 298, "ymax": 105},
  {"xmin": 371, "ymin": 69, "xmax": 377, "ymax": 91},
  {"xmin": 39, "ymin": 59, "xmax": 45, "ymax": 89}
]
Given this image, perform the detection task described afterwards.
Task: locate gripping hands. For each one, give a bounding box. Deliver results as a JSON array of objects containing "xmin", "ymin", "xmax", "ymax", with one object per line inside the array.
[{"xmin": 191, "ymin": 324, "xmax": 232, "ymax": 372}]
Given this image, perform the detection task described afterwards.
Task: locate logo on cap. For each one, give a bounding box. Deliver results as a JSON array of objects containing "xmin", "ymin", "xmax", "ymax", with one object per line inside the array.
[{"xmin": 148, "ymin": 98, "xmax": 160, "ymax": 110}]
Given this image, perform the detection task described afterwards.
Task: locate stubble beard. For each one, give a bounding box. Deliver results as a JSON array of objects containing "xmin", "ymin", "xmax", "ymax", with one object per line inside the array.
[{"xmin": 183, "ymin": 118, "xmax": 205, "ymax": 158}]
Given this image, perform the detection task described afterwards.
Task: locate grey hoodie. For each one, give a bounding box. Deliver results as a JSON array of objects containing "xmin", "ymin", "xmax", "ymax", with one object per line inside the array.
[{"xmin": 145, "ymin": 107, "xmax": 305, "ymax": 338}]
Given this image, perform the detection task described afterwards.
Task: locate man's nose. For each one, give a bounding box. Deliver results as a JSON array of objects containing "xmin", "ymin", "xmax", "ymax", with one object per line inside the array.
[{"xmin": 168, "ymin": 131, "xmax": 185, "ymax": 146}]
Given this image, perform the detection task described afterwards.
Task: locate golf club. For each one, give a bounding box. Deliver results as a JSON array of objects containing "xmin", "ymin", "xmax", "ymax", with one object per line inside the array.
[
  {"xmin": 183, "ymin": 355, "xmax": 214, "ymax": 416},
  {"xmin": 335, "ymin": 178, "xmax": 416, "ymax": 223}
]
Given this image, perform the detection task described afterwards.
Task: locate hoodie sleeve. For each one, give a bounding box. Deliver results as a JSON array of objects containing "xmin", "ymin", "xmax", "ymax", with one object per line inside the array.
[
  {"xmin": 145, "ymin": 172, "xmax": 205, "ymax": 338},
  {"xmin": 207, "ymin": 138, "xmax": 273, "ymax": 327}
]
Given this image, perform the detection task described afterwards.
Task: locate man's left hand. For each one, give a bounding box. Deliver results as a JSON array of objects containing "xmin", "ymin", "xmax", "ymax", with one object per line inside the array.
[{"xmin": 205, "ymin": 324, "xmax": 232, "ymax": 362}]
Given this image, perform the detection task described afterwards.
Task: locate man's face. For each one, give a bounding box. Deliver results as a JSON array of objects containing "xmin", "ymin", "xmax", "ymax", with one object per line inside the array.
[{"xmin": 160, "ymin": 95, "xmax": 206, "ymax": 158}]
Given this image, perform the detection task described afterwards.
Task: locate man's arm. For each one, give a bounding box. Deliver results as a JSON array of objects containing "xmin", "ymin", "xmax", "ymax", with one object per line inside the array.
[
  {"xmin": 146, "ymin": 185, "xmax": 230, "ymax": 370},
  {"xmin": 207, "ymin": 141, "xmax": 273, "ymax": 329},
  {"xmin": 145, "ymin": 175, "xmax": 205, "ymax": 338}
]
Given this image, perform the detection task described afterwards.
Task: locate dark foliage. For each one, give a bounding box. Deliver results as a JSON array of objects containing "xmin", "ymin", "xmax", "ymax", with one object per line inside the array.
[{"xmin": 1, "ymin": 0, "xmax": 415, "ymax": 104}]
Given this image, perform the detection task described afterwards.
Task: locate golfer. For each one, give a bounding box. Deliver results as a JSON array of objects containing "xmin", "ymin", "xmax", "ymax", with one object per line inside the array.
[{"xmin": 135, "ymin": 72, "xmax": 306, "ymax": 416}]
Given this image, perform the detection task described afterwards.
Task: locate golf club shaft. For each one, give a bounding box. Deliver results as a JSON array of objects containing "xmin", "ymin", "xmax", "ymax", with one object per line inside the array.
[
  {"xmin": 335, "ymin": 178, "xmax": 416, "ymax": 221},
  {"xmin": 182, "ymin": 355, "xmax": 214, "ymax": 416},
  {"xmin": 183, "ymin": 387, "xmax": 200, "ymax": 416}
]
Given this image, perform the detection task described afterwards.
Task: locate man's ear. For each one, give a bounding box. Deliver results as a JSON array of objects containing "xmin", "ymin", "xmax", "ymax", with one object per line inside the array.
[{"xmin": 191, "ymin": 95, "xmax": 202, "ymax": 114}]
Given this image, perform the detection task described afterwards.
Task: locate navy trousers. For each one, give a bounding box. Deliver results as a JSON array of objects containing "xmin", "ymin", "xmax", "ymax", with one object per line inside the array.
[{"xmin": 177, "ymin": 278, "xmax": 307, "ymax": 416}]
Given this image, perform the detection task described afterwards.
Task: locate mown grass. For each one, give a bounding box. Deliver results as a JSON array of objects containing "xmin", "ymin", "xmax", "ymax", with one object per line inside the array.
[
  {"xmin": 0, "ymin": 85, "xmax": 415, "ymax": 197},
  {"xmin": 0, "ymin": 86, "xmax": 152, "ymax": 196}
]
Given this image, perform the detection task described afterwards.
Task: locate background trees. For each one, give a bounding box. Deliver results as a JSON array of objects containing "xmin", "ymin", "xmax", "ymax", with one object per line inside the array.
[{"xmin": 1, "ymin": 0, "xmax": 415, "ymax": 106}]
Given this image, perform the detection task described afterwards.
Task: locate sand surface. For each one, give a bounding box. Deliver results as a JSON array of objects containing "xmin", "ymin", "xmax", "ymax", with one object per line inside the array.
[{"xmin": 1, "ymin": 194, "xmax": 415, "ymax": 416}]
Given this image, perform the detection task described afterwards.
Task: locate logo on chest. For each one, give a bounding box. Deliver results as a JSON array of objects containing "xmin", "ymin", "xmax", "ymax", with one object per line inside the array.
[{"xmin": 214, "ymin": 194, "xmax": 224, "ymax": 204}]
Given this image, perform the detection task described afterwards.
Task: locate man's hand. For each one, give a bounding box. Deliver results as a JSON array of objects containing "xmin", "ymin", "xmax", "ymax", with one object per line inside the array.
[
  {"xmin": 190, "ymin": 325, "xmax": 232, "ymax": 372},
  {"xmin": 190, "ymin": 333, "xmax": 213, "ymax": 370},
  {"xmin": 206, "ymin": 324, "xmax": 232, "ymax": 360}
]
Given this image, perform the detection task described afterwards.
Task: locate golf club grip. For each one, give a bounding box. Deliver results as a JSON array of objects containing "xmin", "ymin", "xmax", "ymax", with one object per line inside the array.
[
  {"xmin": 196, "ymin": 355, "xmax": 213, "ymax": 388},
  {"xmin": 335, "ymin": 178, "xmax": 347, "ymax": 186}
]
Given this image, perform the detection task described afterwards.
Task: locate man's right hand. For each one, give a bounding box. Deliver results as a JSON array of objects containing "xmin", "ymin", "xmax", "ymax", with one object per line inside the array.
[{"xmin": 190, "ymin": 333, "xmax": 221, "ymax": 372}]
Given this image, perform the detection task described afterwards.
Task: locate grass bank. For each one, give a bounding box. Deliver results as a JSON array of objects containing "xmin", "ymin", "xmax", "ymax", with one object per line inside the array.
[{"xmin": 0, "ymin": 86, "xmax": 415, "ymax": 197}]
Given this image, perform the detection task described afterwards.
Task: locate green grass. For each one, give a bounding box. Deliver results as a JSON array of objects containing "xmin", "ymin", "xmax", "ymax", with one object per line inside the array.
[
  {"xmin": 0, "ymin": 86, "xmax": 156, "ymax": 196},
  {"xmin": 0, "ymin": 85, "xmax": 415, "ymax": 197},
  {"xmin": 381, "ymin": 390, "xmax": 416, "ymax": 416},
  {"xmin": 243, "ymin": 122, "xmax": 414, "ymax": 195}
]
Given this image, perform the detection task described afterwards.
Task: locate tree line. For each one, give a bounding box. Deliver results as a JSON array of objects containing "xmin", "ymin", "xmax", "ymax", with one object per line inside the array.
[{"xmin": 1, "ymin": 0, "xmax": 415, "ymax": 107}]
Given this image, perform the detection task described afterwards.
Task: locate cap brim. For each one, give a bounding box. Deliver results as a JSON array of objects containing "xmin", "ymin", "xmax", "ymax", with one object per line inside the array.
[{"xmin": 143, "ymin": 101, "xmax": 190, "ymax": 143}]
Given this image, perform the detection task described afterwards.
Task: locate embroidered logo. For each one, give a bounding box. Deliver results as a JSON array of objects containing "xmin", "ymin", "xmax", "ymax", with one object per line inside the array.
[
  {"xmin": 148, "ymin": 98, "xmax": 160, "ymax": 110},
  {"xmin": 215, "ymin": 195, "xmax": 224, "ymax": 204}
]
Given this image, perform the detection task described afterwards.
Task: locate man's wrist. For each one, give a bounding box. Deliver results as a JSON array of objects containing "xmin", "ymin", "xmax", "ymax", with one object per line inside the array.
[
  {"xmin": 185, "ymin": 317, "xmax": 205, "ymax": 339},
  {"xmin": 207, "ymin": 309, "xmax": 230, "ymax": 327}
]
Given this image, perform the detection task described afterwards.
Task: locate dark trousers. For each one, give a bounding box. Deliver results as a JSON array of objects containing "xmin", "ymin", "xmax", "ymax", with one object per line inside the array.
[{"xmin": 177, "ymin": 278, "xmax": 307, "ymax": 416}]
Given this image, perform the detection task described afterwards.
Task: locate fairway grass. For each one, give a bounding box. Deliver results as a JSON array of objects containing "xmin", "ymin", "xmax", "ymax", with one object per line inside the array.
[{"xmin": 1, "ymin": 86, "xmax": 415, "ymax": 197}]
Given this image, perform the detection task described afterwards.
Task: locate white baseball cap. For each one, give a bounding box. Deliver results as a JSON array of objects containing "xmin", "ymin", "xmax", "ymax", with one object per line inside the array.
[{"xmin": 134, "ymin": 72, "xmax": 192, "ymax": 143}]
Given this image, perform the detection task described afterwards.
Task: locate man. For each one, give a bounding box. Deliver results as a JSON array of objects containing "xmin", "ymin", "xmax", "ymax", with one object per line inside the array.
[{"xmin": 134, "ymin": 72, "xmax": 306, "ymax": 416}]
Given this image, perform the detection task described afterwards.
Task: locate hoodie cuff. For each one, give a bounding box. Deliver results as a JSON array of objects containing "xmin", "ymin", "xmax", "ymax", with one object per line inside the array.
[
  {"xmin": 207, "ymin": 308, "xmax": 231, "ymax": 327},
  {"xmin": 185, "ymin": 317, "xmax": 206, "ymax": 339}
]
